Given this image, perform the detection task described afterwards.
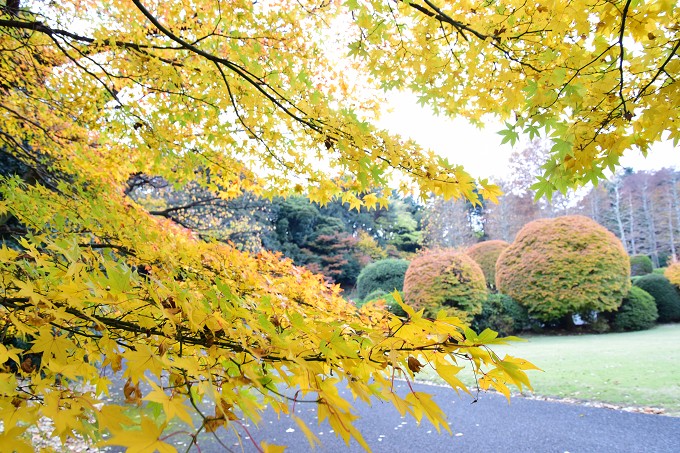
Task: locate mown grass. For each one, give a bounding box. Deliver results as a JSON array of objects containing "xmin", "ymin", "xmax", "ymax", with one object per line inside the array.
[{"xmin": 417, "ymin": 324, "xmax": 680, "ymax": 415}]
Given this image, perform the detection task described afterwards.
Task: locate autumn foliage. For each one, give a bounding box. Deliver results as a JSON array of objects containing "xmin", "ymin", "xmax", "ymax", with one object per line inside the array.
[
  {"xmin": 0, "ymin": 180, "xmax": 542, "ymax": 451},
  {"xmin": 4, "ymin": 0, "xmax": 678, "ymax": 448},
  {"xmin": 0, "ymin": 1, "xmax": 541, "ymax": 448},
  {"xmin": 664, "ymin": 262, "xmax": 680, "ymax": 287},
  {"xmin": 496, "ymin": 216, "xmax": 631, "ymax": 323},
  {"xmin": 466, "ymin": 240, "xmax": 510, "ymax": 290},
  {"xmin": 403, "ymin": 250, "xmax": 487, "ymax": 321}
]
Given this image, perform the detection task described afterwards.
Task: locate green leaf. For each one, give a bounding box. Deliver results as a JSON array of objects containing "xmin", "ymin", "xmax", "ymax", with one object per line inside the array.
[
  {"xmin": 497, "ymin": 124, "xmax": 520, "ymax": 145},
  {"xmin": 550, "ymin": 138, "xmax": 573, "ymax": 159}
]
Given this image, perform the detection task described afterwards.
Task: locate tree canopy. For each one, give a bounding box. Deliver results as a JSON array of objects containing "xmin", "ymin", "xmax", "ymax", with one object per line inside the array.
[{"xmin": 1, "ymin": 0, "xmax": 674, "ymax": 450}]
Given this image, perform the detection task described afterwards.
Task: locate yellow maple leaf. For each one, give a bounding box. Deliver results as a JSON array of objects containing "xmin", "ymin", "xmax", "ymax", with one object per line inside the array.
[
  {"xmin": 0, "ymin": 426, "xmax": 33, "ymax": 453},
  {"xmin": 405, "ymin": 392, "xmax": 451, "ymax": 434},
  {"xmin": 100, "ymin": 417, "xmax": 176, "ymax": 453},
  {"xmin": 144, "ymin": 381, "xmax": 194, "ymax": 426},
  {"xmin": 362, "ymin": 193, "xmax": 379, "ymax": 210},
  {"xmin": 292, "ymin": 414, "xmax": 321, "ymax": 449},
  {"xmin": 29, "ymin": 328, "xmax": 74, "ymax": 365},
  {"xmin": 433, "ymin": 359, "xmax": 470, "ymax": 396},
  {"xmin": 0, "ymin": 344, "xmax": 21, "ymax": 366},
  {"xmin": 123, "ymin": 344, "xmax": 165, "ymax": 381},
  {"xmin": 97, "ymin": 405, "xmax": 134, "ymax": 433},
  {"xmin": 261, "ymin": 442, "xmax": 287, "ymax": 453}
]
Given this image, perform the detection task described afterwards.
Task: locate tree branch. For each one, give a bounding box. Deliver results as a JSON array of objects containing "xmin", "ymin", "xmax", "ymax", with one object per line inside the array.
[
  {"xmin": 635, "ymin": 39, "xmax": 680, "ymax": 102},
  {"xmin": 403, "ymin": 0, "xmax": 543, "ymax": 72},
  {"xmin": 618, "ymin": 0, "xmax": 633, "ymax": 120},
  {"xmin": 0, "ymin": 18, "xmax": 181, "ymax": 52},
  {"xmin": 129, "ymin": 0, "xmax": 324, "ymax": 135},
  {"xmin": 148, "ymin": 197, "xmax": 223, "ymax": 217}
]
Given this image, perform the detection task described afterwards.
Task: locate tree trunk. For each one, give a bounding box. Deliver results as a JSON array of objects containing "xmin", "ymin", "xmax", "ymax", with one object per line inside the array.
[
  {"xmin": 641, "ymin": 180, "xmax": 659, "ymax": 268},
  {"xmin": 668, "ymin": 198, "xmax": 677, "ymax": 261},
  {"xmin": 612, "ymin": 183, "xmax": 628, "ymax": 252},
  {"xmin": 559, "ymin": 313, "xmax": 576, "ymax": 331},
  {"xmin": 628, "ymin": 192, "xmax": 637, "ymax": 255}
]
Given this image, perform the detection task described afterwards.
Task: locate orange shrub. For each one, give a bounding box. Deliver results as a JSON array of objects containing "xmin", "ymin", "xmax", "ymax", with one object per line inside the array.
[
  {"xmin": 403, "ymin": 249, "xmax": 487, "ymax": 321},
  {"xmin": 496, "ymin": 215, "xmax": 630, "ymax": 323},
  {"xmin": 466, "ymin": 240, "xmax": 510, "ymax": 290},
  {"xmin": 664, "ymin": 262, "xmax": 680, "ymax": 287}
]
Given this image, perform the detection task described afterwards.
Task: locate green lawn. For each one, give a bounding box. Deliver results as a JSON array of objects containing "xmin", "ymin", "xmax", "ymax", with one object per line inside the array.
[{"xmin": 418, "ymin": 324, "xmax": 680, "ymax": 415}]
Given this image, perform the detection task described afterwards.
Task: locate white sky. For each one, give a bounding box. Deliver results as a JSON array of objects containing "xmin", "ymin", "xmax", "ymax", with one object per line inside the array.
[{"xmin": 379, "ymin": 91, "xmax": 680, "ymax": 182}]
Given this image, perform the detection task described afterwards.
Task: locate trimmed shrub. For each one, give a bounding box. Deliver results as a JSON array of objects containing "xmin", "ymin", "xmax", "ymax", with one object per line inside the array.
[
  {"xmin": 363, "ymin": 289, "xmax": 386, "ymax": 300},
  {"xmin": 360, "ymin": 289, "xmax": 387, "ymax": 307},
  {"xmin": 658, "ymin": 252, "xmax": 671, "ymax": 268},
  {"xmin": 633, "ymin": 274, "xmax": 680, "ymax": 322},
  {"xmin": 496, "ymin": 215, "xmax": 630, "ymax": 324},
  {"xmin": 630, "ymin": 254, "xmax": 653, "ymax": 276},
  {"xmin": 355, "ymin": 259, "xmax": 409, "ymax": 301},
  {"xmin": 403, "ymin": 249, "xmax": 487, "ymax": 321},
  {"xmin": 466, "ymin": 240, "xmax": 510, "ymax": 290},
  {"xmin": 611, "ymin": 287, "xmax": 658, "ymax": 331},
  {"xmin": 664, "ymin": 263, "xmax": 680, "ymax": 286},
  {"xmin": 471, "ymin": 293, "xmax": 532, "ymax": 336}
]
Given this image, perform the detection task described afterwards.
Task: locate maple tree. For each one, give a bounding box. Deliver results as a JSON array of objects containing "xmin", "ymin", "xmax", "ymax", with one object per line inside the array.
[
  {"xmin": 1, "ymin": 0, "xmax": 675, "ymax": 450},
  {"xmin": 349, "ymin": 0, "xmax": 680, "ymax": 196}
]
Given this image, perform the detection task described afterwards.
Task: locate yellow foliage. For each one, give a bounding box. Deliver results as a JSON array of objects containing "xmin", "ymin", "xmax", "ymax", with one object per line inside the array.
[
  {"xmin": 5, "ymin": 0, "xmax": 673, "ymax": 449},
  {"xmin": 0, "ymin": 180, "xmax": 536, "ymax": 450},
  {"xmin": 665, "ymin": 262, "xmax": 680, "ymax": 287}
]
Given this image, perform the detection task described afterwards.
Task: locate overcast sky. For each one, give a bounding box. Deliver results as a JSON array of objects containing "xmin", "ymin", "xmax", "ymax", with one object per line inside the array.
[{"xmin": 379, "ymin": 91, "xmax": 680, "ymax": 182}]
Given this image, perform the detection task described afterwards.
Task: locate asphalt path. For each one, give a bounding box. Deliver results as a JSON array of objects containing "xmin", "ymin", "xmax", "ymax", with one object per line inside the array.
[{"xmin": 173, "ymin": 380, "xmax": 680, "ymax": 453}]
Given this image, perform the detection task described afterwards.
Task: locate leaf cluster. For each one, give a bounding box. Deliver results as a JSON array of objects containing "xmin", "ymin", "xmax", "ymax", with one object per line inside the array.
[{"xmin": 0, "ymin": 177, "xmax": 538, "ymax": 451}]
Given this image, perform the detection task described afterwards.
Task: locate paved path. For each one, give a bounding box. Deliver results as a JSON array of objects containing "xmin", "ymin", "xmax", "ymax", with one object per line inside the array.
[{"xmin": 175, "ymin": 381, "xmax": 680, "ymax": 453}]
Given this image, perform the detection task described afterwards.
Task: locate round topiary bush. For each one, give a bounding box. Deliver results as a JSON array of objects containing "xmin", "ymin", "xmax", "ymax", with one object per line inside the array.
[
  {"xmin": 470, "ymin": 293, "xmax": 532, "ymax": 336},
  {"xmin": 630, "ymin": 254, "xmax": 654, "ymax": 276},
  {"xmin": 363, "ymin": 289, "xmax": 387, "ymax": 302},
  {"xmin": 633, "ymin": 274, "xmax": 680, "ymax": 322},
  {"xmin": 496, "ymin": 215, "xmax": 630, "ymax": 325},
  {"xmin": 402, "ymin": 249, "xmax": 487, "ymax": 320},
  {"xmin": 611, "ymin": 286, "xmax": 658, "ymax": 331},
  {"xmin": 355, "ymin": 259, "xmax": 409, "ymax": 301},
  {"xmin": 466, "ymin": 240, "xmax": 510, "ymax": 290}
]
